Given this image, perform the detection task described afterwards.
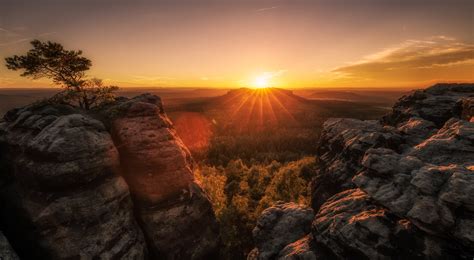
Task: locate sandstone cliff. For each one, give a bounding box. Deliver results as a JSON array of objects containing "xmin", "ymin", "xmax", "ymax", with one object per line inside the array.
[
  {"xmin": 250, "ymin": 83, "xmax": 474, "ymax": 259},
  {"xmin": 0, "ymin": 94, "xmax": 219, "ymax": 259}
]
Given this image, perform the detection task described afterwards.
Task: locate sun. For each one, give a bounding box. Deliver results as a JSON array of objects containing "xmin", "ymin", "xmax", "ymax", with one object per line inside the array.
[{"xmin": 253, "ymin": 75, "xmax": 269, "ymax": 89}]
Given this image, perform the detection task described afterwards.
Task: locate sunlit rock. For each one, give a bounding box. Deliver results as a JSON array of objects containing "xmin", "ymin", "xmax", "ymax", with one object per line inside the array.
[
  {"xmin": 103, "ymin": 93, "xmax": 220, "ymax": 259},
  {"xmin": 311, "ymin": 83, "xmax": 474, "ymax": 258}
]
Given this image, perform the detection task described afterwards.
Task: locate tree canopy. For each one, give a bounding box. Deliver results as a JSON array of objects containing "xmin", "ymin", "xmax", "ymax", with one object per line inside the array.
[{"xmin": 5, "ymin": 40, "xmax": 117, "ymax": 109}]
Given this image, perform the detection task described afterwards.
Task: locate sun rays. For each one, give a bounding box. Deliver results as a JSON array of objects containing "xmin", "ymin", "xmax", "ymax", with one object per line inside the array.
[{"xmin": 218, "ymin": 88, "xmax": 299, "ymax": 132}]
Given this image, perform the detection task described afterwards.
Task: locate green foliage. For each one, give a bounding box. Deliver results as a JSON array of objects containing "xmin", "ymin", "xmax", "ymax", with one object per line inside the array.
[
  {"xmin": 196, "ymin": 157, "xmax": 316, "ymax": 259},
  {"xmin": 5, "ymin": 40, "xmax": 118, "ymax": 110},
  {"xmin": 5, "ymin": 40, "xmax": 91, "ymax": 87},
  {"xmin": 205, "ymin": 129, "xmax": 320, "ymax": 166},
  {"xmin": 195, "ymin": 165, "xmax": 227, "ymax": 216}
]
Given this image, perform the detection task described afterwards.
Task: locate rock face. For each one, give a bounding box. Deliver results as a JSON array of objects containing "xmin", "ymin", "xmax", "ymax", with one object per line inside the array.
[
  {"xmin": 249, "ymin": 202, "xmax": 314, "ymax": 259},
  {"xmin": 103, "ymin": 94, "xmax": 219, "ymax": 259},
  {"xmin": 0, "ymin": 94, "xmax": 219, "ymax": 259},
  {"xmin": 252, "ymin": 83, "xmax": 474, "ymax": 259},
  {"xmin": 310, "ymin": 118, "xmax": 401, "ymax": 210}
]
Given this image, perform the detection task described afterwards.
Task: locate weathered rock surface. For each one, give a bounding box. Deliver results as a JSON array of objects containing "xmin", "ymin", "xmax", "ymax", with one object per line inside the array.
[
  {"xmin": 382, "ymin": 83, "xmax": 474, "ymax": 127},
  {"xmin": 253, "ymin": 83, "xmax": 474, "ymax": 259},
  {"xmin": 311, "ymin": 118, "xmax": 401, "ymax": 211},
  {"xmin": 0, "ymin": 232, "xmax": 19, "ymax": 260},
  {"xmin": 277, "ymin": 235, "xmax": 324, "ymax": 260},
  {"xmin": 313, "ymin": 83, "xmax": 474, "ymax": 259},
  {"xmin": 103, "ymin": 94, "xmax": 219, "ymax": 259},
  {"xmin": 313, "ymin": 189, "xmax": 464, "ymax": 258},
  {"xmin": 0, "ymin": 94, "xmax": 219, "ymax": 259},
  {"xmin": 0, "ymin": 104, "xmax": 147, "ymax": 259},
  {"xmin": 249, "ymin": 202, "xmax": 314, "ymax": 259}
]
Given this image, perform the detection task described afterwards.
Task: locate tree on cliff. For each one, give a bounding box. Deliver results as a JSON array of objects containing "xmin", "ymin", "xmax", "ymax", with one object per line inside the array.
[{"xmin": 5, "ymin": 40, "xmax": 118, "ymax": 110}]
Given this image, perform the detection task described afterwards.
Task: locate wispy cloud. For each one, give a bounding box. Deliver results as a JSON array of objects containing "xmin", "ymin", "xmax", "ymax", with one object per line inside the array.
[
  {"xmin": 0, "ymin": 27, "xmax": 56, "ymax": 47},
  {"xmin": 331, "ymin": 36, "xmax": 474, "ymax": 84},
  {"xmin": 256, "ymin": 6, "xmax": 279, "ymax": 12}
]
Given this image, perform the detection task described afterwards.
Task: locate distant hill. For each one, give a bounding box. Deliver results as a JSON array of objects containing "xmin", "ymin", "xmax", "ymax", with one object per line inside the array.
[
  {"xmin": 298, "ymin": 89, "xmax": 409, "ymax": 104},
  {"xmin": 309, "ymin": 90, "xmax": 370, "ymax": 101},
  {"xmin": 192, "ymin": 88, "xmax": 391, "ymax": 132}
]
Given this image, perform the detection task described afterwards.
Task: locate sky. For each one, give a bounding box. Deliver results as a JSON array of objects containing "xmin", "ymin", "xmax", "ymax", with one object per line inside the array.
[{"xmin": 0, "ymin": 0, "xmax": 473, "ymax": 89}]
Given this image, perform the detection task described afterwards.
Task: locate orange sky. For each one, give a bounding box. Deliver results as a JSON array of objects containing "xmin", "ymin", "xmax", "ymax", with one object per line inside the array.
[{"xmin": 0, "ymin": 0, "xmax": 473, "ymax": 89}]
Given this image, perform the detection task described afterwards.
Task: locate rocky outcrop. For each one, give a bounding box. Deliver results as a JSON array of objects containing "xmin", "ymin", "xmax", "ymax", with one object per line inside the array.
[
  {"xmin": 311, "ymin": 118, "xmax": 401, "ymax": 211},
  {"xmin": 103, "ymin": 94, "xmax": 219, "ymax": 259},
  {"xmin": 253, "ymin": 83, "xmax": 474, "ymax": 259},
  {"xmin": 312, "ymin": 188, "xmax": 462, "ymax": 258},
  {"xmin": 249, "ymin": 202, "xmax": 314, "ymax": 259},
  {"xmin": 382, "ymin": 83, "xmax": 474, "ymax": 127},
  {"xmin": 0, "ymin": 104, "xmax": 147, "ymax": 259},
  {"xmin": 0, "ymin": 94, "xmax": 219, "ymax": 259}
]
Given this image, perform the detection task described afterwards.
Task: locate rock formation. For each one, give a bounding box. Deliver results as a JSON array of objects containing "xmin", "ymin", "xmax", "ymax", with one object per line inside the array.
[
  {"xmin": 102, "ymin": 94, "xmax": 219, "ymax": 259},
  {"xmin": 0, "ymin": 94, "xmax": 219, "ymax": 259},
  {"xmin": 251, "ymin": 83, "xmax": 474, "ymax": 259},
  {"xmin": 248, "ymin": 202, "xmax": 314, "ymax": 259}
]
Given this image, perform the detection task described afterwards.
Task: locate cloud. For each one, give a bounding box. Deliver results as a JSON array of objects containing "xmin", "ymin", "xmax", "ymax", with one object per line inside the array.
[
  {"xmin": 332, "ymin": 36, "xmax": 474, "ymax": 85},
  {"xmin": 256, "ymin": 6, "xmax": 279, "ymax": 12},
  {"xmin": 0, "ymin": 27, "xmax": 56, "ymax": 47}
]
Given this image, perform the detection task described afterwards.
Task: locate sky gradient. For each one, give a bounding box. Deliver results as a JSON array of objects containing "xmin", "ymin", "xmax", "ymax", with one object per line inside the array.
[{"xmin": 0, "ymin": 0, "xmax": 473, "ymax": 89}]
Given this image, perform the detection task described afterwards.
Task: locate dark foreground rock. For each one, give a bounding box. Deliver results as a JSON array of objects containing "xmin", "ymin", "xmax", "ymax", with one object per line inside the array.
[
  {"xmin": 252, "ymin": 83, "xmax": 474, "ymax": 259},
  {"xmin": 0, "ymin": 232, "xmax": 19, "ymax": 260},
  {"xmin": 248, "ymin": 202, "xmax": 314, "ymax": 259},
  {"xmin": 0, "ymin": 94, "xmax": 219, "ymax": 259}
]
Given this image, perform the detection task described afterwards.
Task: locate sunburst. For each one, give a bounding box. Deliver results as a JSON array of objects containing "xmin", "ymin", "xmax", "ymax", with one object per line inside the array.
[{"xmin": 253, "ymin": 75, "xmax": 270, "ymax": 89}]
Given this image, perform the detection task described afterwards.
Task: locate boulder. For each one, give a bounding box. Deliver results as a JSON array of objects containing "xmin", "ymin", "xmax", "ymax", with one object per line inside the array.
[
  {"xmin": 250, "ymin": 202, "xmax": 314, "ymax": 259},
  {"xmin": 311, "ymin": 118, "xmax": 401, "ymax": 211}
]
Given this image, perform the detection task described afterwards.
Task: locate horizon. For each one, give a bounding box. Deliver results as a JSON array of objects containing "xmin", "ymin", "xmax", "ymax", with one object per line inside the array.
[
  {"xmin": 0, "ymin": 1, "xmax": 473, "ymax": 258},
  {"xmin": 1, "ymin": 0, "xmax": 473, "ymax": 89}
]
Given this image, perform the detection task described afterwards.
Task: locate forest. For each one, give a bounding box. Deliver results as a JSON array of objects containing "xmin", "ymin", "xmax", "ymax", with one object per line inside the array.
[{"xmin": 165, "ymin": 89, "xmax": 392, "ymax": 258}]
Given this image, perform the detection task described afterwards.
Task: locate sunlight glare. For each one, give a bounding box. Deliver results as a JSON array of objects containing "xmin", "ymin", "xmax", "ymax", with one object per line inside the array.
[{"xmin": 253, "ymin": 75, "xmax": 269, "ymax": 89}]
